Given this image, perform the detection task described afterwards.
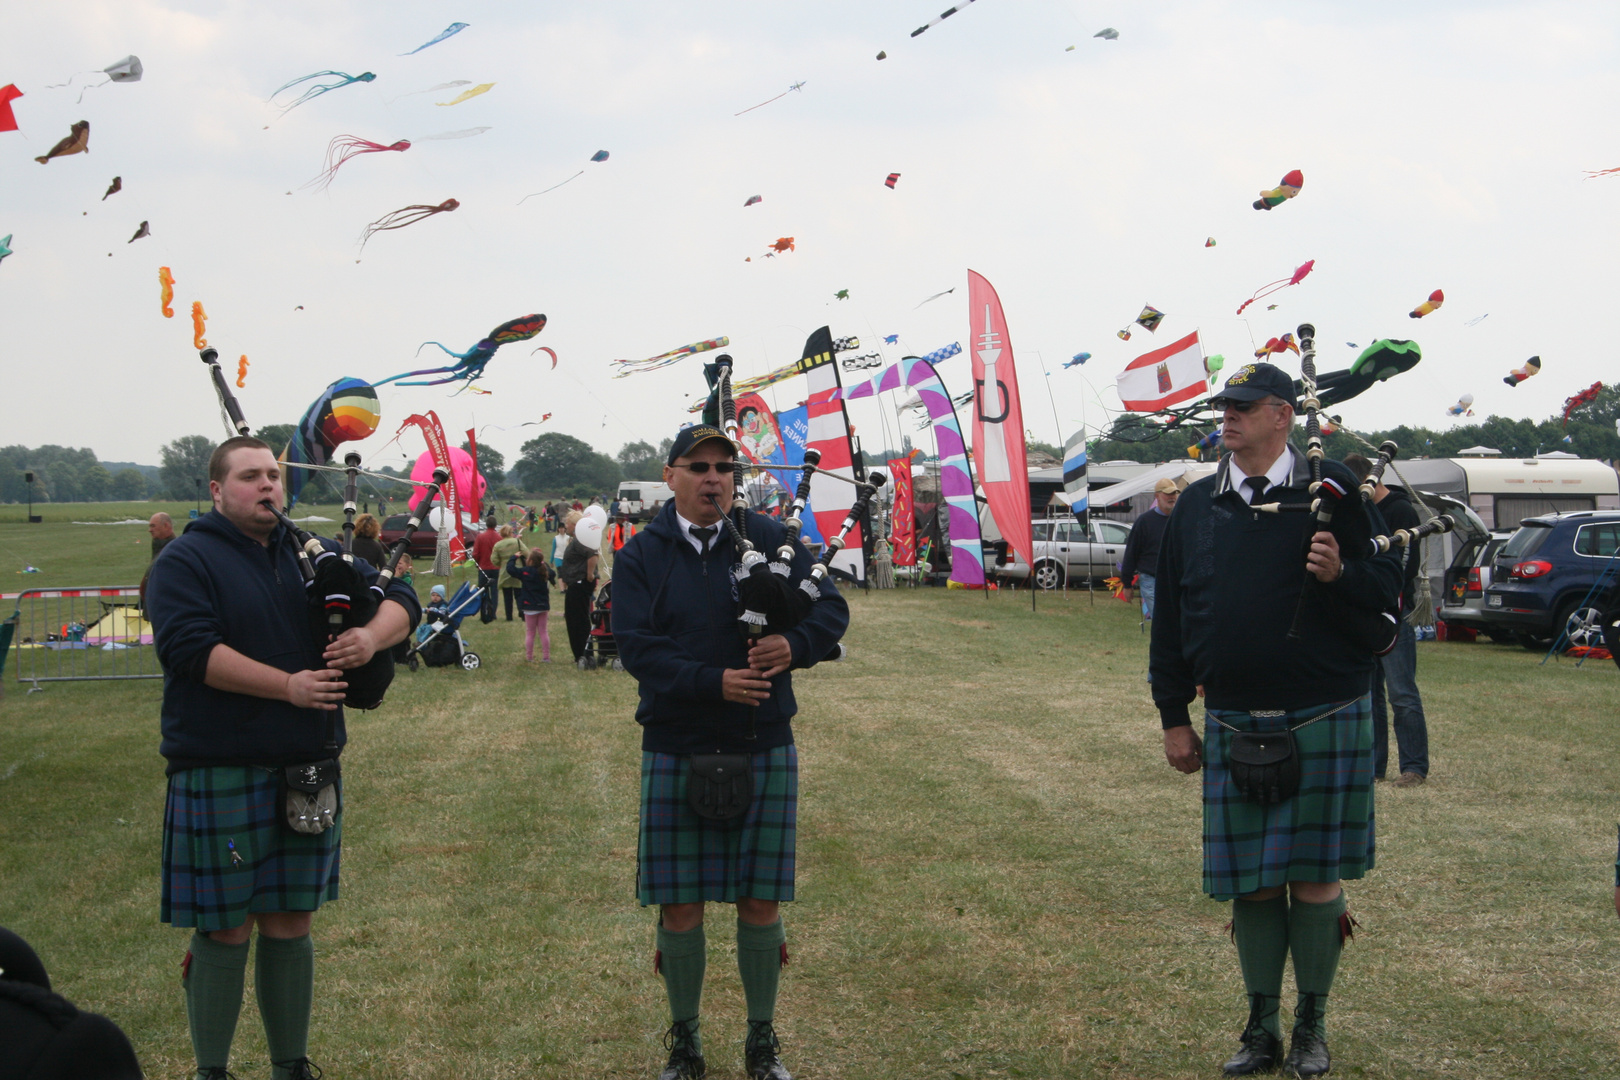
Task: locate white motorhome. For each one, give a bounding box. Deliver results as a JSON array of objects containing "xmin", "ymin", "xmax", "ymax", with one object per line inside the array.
[{"xmin": 616, "ymin": 479, "xmax": 674, "ymax": 521}]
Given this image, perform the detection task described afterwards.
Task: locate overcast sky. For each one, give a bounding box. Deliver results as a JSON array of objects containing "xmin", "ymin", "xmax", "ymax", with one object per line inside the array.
[{"xmin": 2, "ymin": 0, "xmax": 1617, "ymax": 473}]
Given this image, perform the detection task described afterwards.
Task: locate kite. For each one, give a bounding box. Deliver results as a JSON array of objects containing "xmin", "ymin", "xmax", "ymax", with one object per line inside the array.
[
  {"xmin": 834, "ymin": 289, "xmax": 850, "ymax": 301},
  {"xmin": 128, "ymin": 221, "xmax": 150, "ymax": 243},
  {"xmin": 191, "ymin": 302, "xmax": 208, "ymax": 349},
  {"xmin": 735, "ymin": 81, "xmax": 805, "ymax": 117},
  {"xmin": 876, "ymin": 50, "xmax": 887, "ymax": 60},
  {"xmin": 1584, "ymin": 166, "xmax": 1620, "ymax": 179},
  {"xmin": 1253, "ymin": 169, "xmax": 1303, "ymax": 211},
  {"xmin": 1447, "ymin": 393, "xmax": 1474, "ymax": 417},
  {"xmin": 1464, "ymin": 313, "xmax": 1490, "ymax": 327},
  {"xmin": 884, "ymin": 334, "xmax": 900, "ymax": 344},
  {"xmin": 357, "ymin": 199, "xmax": 459, "ymax": 254},
  {"xmin": 1135, "ymin": 305, "xmax": 1165, "ymax": 333},
  {"xmin": 591, "ymin": 150, "xmax": 610, "ymax": 162},
  {"xmin": 158, "ymin": 267, "xmax": 175, "ymax": 317},
  {"xmin": 270, "ymin": 71, "xmax": 376, "ymax": 114},
  {"xmin": 35, "ymin": 120, "xmax": 89, "ymax": 164},
  {"xmin": 0, "ymin": 84, "xmax": 21, "ymax": 133},
  {"xmin": 388, "ymin": 81, "xmax": 469, "ymax": 104},
  {"xmin": 914, "ymin": 287, "xmax": 954, "ymax": 308},
  {"xmin": 1205, "ymin": 237, "xmax": 1216, "ymax": 247},
  {"xmin": 401, "ymin": 22, "xmax": 469, "ymax": 55},
  {"xmin": 236, "ymin": 356, "xmax": 250, "ymax": 388},
  {"xmin": 1063, "ymin": 353, "xmax": 1091, "ymax": 368},
  {"xmin": 1318, "ymin": 415, "xmax": 1343, "ymax": 436},
  {"xmin": 1235, "ymin": 259, "xmax": 1314, "ymax": 315},
  {"xmin": 1409, "ymin": 289, "xmax": 1444, "ymax": 318},
  {"xmin": 1562, "ymin": 381, "xmax": 1602, "ymax": 425},
  {"xmin": 746, "ymin": 237, "xmax": 795, "ymax": 261},
  {"xmin": 912, "ymin": 1, "xmax": 981, "ymax": 38},
  {"xmin": 437, "ymin": 83, "xmax": 493, "ymax": 106},
  {"xmin": 280, "ymin": 378, "xmax": 383, "ymax": 503},
  {"xmin": 1187, "ymin": 428, "xmax": 1221, "ymax": 459},
  {"xmin": 531, "ymin": 345, "xmax": 558, "ymax": 369},
  {"xmin": 414, "ymin": 127, "xmax": 491, "ymax": 141},
  {"xmin": 0, "ymin": 234, "xmax": 11, "ymax": 264},
  {"xmin": 1205, "ymin": 354, "xmax": 1226, "ymax": 383},
  {"xmin": 102, "ymin": 176, "xmax": 121, "ymax": 200},
  {"xmin": 1095, "ymin": 27, "xmax": 1119, "ymax": 39},
  {"xmin": 1309, "ymin": 339, "xmax": 1422, "ymax": 408},
  {"xmin": 301, "ymin": 135, "xmax": 411, "ymax": 192},
  {"xmin": 48, "ymin": 56, "xmax": 142, "ymax": 102},
  {"xmin": 294, "ymin": 305, "xmax": 304, "ymax": 311},
  {"xmin": 744, "ymin": 195, "xmax": 762, "ymax": 207},
  {"xmin": 1266, "ymin": 304, "xmax": 1279, "ymax": 311},
  {"xmin": 517, "ymin": 151, "xmax": 609, "ymax": 202},
  {"xmin": 1254, "ymin": 334, "xmax": 1299, "ymax": 359},
  {"xmin": 375, "ymin": 314, "xmax": 547, "ymax": 389},
  {"xmin": 1066, "ymin": 45, "xmax": 1076, "ymax": 51},
  {"xmin": 1504, "ymin": 356, "xmax": 1541, "ymax": 387},
  {"xmin": 886, "ymin": 173, "xmax": 901, "ymax": 189},
  {"xmin": 1117, "ymin": 328, "xmax": 1132, "ymax": 341},
  {"xmin": 611, "ymin": 336, "xmax": 729, "ymax": 378}
]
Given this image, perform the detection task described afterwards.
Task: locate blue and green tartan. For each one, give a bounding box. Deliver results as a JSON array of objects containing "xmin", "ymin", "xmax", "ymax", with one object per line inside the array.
[
  {"xmin": 638, "ymin": 746, "xmax": 797, "ymax": 906},
  {"xmin": 1202, "ymin": 696, "xmax": 1374, "ymax": 901},
  {"xmin": 161, "ymin": 765, "xmax": 341, "ymax": 931}
]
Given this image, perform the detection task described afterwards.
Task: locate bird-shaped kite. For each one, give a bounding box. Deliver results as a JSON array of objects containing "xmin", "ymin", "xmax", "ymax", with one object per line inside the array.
[
  {"xmin": 886, "ymin": 173, "xmax": 901, "ymax": 189},
  {"xmin": 1504, "ymin": 355, "xmax": 1542, "ymax": 387},
  {"xmin": 302, "ymin": 135, "xmax": 411, "ymax": 192},
  {"xmin": 128, "ymin": 221, "xmax": 150, "ymax": 243},
  {"xmin": 1447, "ymin": 393, "xmax": 1475, "ymax": 417},
  {"xmin": 611, "ymin": 336, "xmax": 729, "ymax": 378},
  {"xmin": 102, "ymin": 176, "xmax": 121, "ymax": 200},
  {"xmin": 357, "ymin": 199, "xmax": 459, "ymax": 255},
  {"xmin": 1254, "ymin": 334, "xmax": 1299, "ymax": 359},
  {"xmin": 271, "ymin": 71, "xmax": 376, "ymax": 114},
  {"xmin": 158, "ymin": 267, "xmax": 175, "ymax": 317},
  {"xmin": 374, "ymin": 314, "xmax": 547, "ymax": 389},
  {"xmin": 1253, "ymin": 169, "xmax": 1303, "ymax": 211},
  {"xmin": 1562, "ymin": 381, "xmax": 1602, "ymax": 425},
  {"xmin": 35, "ymin": 120, "xmax": 89, "ymax": 164},
  {"xmin": 1236, "ymin": 259, "xmax": 1314, "ymax": 315},
  {"xmin": 1064, "ymin": 353, "xmax": 1091, "ymax": 368},
  {"xmin": 1409, "ymin": 289, "xmax": 1444, "ymax": 318}
]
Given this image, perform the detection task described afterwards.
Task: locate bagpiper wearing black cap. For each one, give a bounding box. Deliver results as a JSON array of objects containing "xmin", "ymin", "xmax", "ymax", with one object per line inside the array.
[
  {"xmin": 611, "ymin": 424, "xmax": 849, "ymax": 1080},
  {"xmin": 1149, "ymin": 363, "xmax": 1402, "ymax": 1078}
]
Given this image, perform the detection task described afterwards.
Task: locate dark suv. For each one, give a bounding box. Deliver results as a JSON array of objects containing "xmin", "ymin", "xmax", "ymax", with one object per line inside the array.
[{"xmin": 1482, "ymin": 511, "xmax": 1620, "ymax": 647}]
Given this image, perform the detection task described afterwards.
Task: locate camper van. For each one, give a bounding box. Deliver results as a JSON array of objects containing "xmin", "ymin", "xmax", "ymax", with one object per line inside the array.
[{"xmin": 616, "ymin": 480, "xmax": 673, "ymax": 521}]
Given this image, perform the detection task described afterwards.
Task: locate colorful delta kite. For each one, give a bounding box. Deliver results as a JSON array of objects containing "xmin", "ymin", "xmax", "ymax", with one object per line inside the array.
[
  {"xmin": 912, "ymin": 1, "xmax": 980, "ymax": 38},
  {"xmin": 158, "ymin": 267, "xmax": 175, "ymax": 317},
  {"xmin": 518, "ymin": 151, "xmax": 609, "ymax": 202},
  {"xmin": 401, "ymin": 23, "xmax": 469, "ymax": 56},
  {"xmin": 127, "ymin": 221, "xmax": 150, "ymax": 243},
  {"xmin": 357, "ymin": 199, "xmax": 459, "ymax": 254},
  {"xmin": 612, "ymin": 336, "xmax": 729, "ymax": 378},
  {"xmin": 1254, "ymin": 169, "xmax": 1303, "ymax": 210},
  {"xmin": 271, "ymin": 71, "xmax": 376, "ymax": 114},
  {"xmin": 735, "ymin": 81, "xmax": 805, "ymax": 116},
  {"xmin": 35, "ymin": 120, "xmax": 88, "ymax": 164},
  {"xmin": 0, "ymin": 84, "xmax": 21, "ymax": 133},
  {"xmin": 375, "ymin": 314, "xmax": 547, "ymax": 389},
  {"xmin": 302, "ymin": 135, "xmax": 411, "ymax": 192},
  {"xmin": 1504, "ymin": 355, "xmax": 1542, "ymax": 387},
  {"xmin": 744, "ymin": 195, "xmax": 762, "ymax": 207},
  {"xmin": 102, "ymin": 176, "xmax": 121, "ymax": 200},
  {"xmin": 1409, "ymin": 289, "xmax": 1444, "ymax": 318},
  {"xmin": 1447, "ymin": 393, "xmax": 1475, "ymax": 417},
  {"xmin": 236, "ymin": 356, "xmax": 250, "ymax": 388},
  {"xmin": 437, "ymin": 83, "xmax": 493, "ymax": 106},
  {"xmin": 886, "ymin": 173, "xmax": 901, "ymax": 189},
  {"xmin": 1095, "ymin": 27, "xmax": 1119, "ymax": 39},
  {"xmin": 191, "ymin": 302, "xmax": 208, "ymax": 349},
  {"xmin": 1135, "ymin": 305, "xmax": 1165, "ymax": 333},
  {"xmin": 280, "ymin": 377, "xmax": 383, "ymax": 503},
  {"xmin": 1235, "ymin": 259, "xmax": 1314, "ymax": 315},
  {"xmin": 1562, "ymin": 381, "xmax": 1603, "ymax": 425},
  {"xmin": 1064, "ymin": 352, "xmax": 1091, "ymax": 368},
  {"xmin": 1254, "ymin": 334, "xmax": 1299, "ymax": 359}
]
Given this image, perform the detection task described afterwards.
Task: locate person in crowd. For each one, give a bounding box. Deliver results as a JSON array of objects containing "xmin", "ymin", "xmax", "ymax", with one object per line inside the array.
[
  {"xmin": 471, "ymin": 514, "xmax": 501, "ymax": 624},
  {"xmin": 491, "ymin": 525, "xmax": 527, "ymax": 623},
  {"xmin": 349, "ymin": 513, "xmax": 388, "ymax": 570},
  {"xmin": 507, "ymin": 548, "xmax": 557, "ymax": 662},
  {"xmin": 0, "ymin": 925, "xmax": 144, "ymax": 1079},
  {"xmin": 559, "ymin": 511, "xmax": 599, "ymax": 669},
  {"xmin": 141, "ymin": 512, "xmax": 178, "ymax": 610},
  {"xmin": 1120, "ymin": 479, "xmax": 1179, "ymax": 620}
]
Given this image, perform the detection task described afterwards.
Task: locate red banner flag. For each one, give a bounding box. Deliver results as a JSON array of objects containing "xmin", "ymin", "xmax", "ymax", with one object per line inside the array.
[
  {"xmin": 398, "ymin": 411, "xmax": 465, "ymax": 561},
  {"xmin": 888, "ymin": 456, "xmax": 916, "ymax": 566},
  {"xmin": 463, "ymin": 428, "xmax": 484, "ymax": 524},
  {"xmin": 967, "ymin": 270, "xmax": 1033, "ymax": 570}
]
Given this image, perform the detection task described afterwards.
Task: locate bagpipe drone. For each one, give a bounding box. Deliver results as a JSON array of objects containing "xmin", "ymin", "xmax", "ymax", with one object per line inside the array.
[{"xmin": 197, "ymin": 347, "xmax": 447, "ymax": 709}]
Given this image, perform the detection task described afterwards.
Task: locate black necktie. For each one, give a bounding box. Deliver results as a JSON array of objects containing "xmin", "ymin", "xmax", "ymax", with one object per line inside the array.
[
  {"xmin": 1243, "ymin": 476, "xmax": 1269, "ymax": 505},
  {"xmin": 690, "ymin": 525, "xmax": 717, "ymax": 553}
]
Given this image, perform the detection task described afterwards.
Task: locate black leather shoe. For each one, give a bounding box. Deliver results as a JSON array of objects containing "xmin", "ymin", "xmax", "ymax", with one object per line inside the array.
[
  {"xmin": 657, "ymin": 1019, "xmax": 706, "ymax": 1080},
  {"xmin": 1285, "ymin": 993, "xmax": 1331, "ymax": 1078},
  {"xmin": 1222, "ymin": 993, "xmax": 1282, "ymax": 1076},
  {"xmin": 745, "ymin": 1020, "xmax": 793, "ymax": 1080}
]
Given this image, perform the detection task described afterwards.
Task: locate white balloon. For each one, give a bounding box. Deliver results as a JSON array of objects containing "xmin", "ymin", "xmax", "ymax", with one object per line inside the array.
[
  {"xmin": 576, "ymin": 517, "xmax": 605, "ymax": 551},
  {"xmin": 584, "ymin": 505, "xmax": 608, "ymax": 529}
]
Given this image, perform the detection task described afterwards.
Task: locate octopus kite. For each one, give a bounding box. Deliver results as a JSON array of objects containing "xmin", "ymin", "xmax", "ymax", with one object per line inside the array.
[
  {"xmin": 1236, "ymin": 260, "xmax": 1314, "ymax": 315},
  {"xmin": 35, "ymin": 120, "xmax": 89, "ymax": 164},
  {"xmin": 302, "ymin": 135, "xmax": 411, "ymax": 192},
  {"xmin": 1409, "ymin": 289, "xmax": 1444, "ymax": 318},
  {"xmin": 1504, "ymin": 355, "xmax": 1541, "ymax": 387},
  {"xmin": 374, "ymin": 314, "xmax": 547, "ymax": 388},
  {"xmin": 612, "ymin": 336, "xmax": 730, "ymax": 378},
  {"xmin": 270, "ymin": 71, "xmax": 376, "ymax": 114},
  {"xmin": 191, "ymin": 302, "xmax": 208, "ymax": 349},
  {"xmin": 1253, "ymin": 169, "xmax": 1303, "ymax": 210},
  {"xmin": 158, "ymin": 267, "xmax": 175, "ymax": 318},
  {"xmin": 357, "ymin": 199, "xmax": 459, "ymax": 255}
]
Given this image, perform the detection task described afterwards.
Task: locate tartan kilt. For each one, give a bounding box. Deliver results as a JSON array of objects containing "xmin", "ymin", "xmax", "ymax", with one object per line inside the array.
[
  {"xmin": 1202, "ymin": 695, "xmax": 1374, "ymax": 901},
  {"xmin": 161, "ymin": 765, "xmax": 342, "ymax": 931},
  {"xmin": 638, "ymin": 745, "xmax": 796, "ymax": 906}
]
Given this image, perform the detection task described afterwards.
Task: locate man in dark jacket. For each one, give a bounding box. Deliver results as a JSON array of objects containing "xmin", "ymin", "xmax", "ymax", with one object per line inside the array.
[
  {"xmin": 1343, "ymin": 454, "xmax": 1430, "ymax": 786},
  {"xmin": 147, "ymin": 437, "xmax": 419, "ymax": 1080},
  {"xmin": 1151, "ymin": 364, "xmax": 1401, "ymax": 1079},
  {"xmin": 1119, "ymin": 478, "xmax": 1179, "ymax": 618},
  {"xmin": 0, "ymin": 926, "xmax": 143, "ymax": 1080},
  {"xmin": 612, "ymin": 425, "xmax": 849, "ymax": 1080}
]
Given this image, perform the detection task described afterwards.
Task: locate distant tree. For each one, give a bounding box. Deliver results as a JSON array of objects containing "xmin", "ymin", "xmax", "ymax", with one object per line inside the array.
[
  {"xmin": 256, "ymin": 424, "xmax": 297, "ymax": 458},
  {"xmin": 49, "ymin": 462, "xmax": 83, "ymax": 502},
  {"xmin": 460, "ymin": 439, "xmax": 505, "ymax": 482},
  {"xmin": 513, "ymin": 433, "xmax": 619, "ymax": 497},
  {"xmin": 111, "ymin": 468, "xmax": 147, "ymax": 500},
  {"xmin": 82, "ymin": 464, "xmax": 113, "ymax": 501},
  {"xmin": 160, "ymin": 435, "xmax": 218, "ymax": 500},
  {"xmin": 616, "ymin": 440, "xmax": 663, "ymax": 481}
]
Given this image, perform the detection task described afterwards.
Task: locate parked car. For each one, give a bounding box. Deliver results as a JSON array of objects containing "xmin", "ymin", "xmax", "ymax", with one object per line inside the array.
[
  {"xmin": 991, "ymin": 517, "xmax": 1132, "ymax": 589},
  {"xmin": 1482, "ymin": 511, "xmax": 1620, "ymax": 647},
  {"xmin": 378, "ymin": 513, "xmax": 441, "ymax": 558},
  {"xmin": 1439, "ymin": 529, "xmax": 1516, "ymax": 641}
]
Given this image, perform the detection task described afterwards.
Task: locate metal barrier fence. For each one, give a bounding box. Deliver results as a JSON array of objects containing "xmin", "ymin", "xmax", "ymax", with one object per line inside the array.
[{"xmin": 7, "ymin": 587, "xmax": 163, "ymax": 691}]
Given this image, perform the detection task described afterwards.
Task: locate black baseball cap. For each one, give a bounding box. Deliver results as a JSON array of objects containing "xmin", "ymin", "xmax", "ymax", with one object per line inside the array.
[
  {"xmin": 667, "ymin": 424, "xmax": 736, "ymax": 465},
  {"xmin": 1211, "ymin": 362, "xmax": 1298, "ymax": 410}
]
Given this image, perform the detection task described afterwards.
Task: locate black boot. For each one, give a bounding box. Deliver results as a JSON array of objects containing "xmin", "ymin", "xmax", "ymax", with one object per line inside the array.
[
  {"xmin": 1284, "ymin": 993, "xmax": 1331, "ymax": 1078},
  {"xmin": 745, "ymin": 1020, "xmax": 792, "ymax": 1080},
  {"xmin": 1222, "ymin": 993, "xmax": 1282, "ymax": 1076},
  {"xmin": 657, "ymin": 1018, "xmax": 705, "ymax": 1080}
]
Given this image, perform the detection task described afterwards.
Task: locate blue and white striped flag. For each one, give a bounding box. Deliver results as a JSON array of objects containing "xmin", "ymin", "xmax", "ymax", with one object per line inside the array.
[{"xmin": 1062, "ymin": 430, "xmax": 1089, "ymax": 514}]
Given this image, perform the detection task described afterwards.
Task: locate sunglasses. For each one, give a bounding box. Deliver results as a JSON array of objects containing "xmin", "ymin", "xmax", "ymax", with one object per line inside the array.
[
  {"xmin": 671, "ymin": 461, "xmax": 737, "ymax": 474},
  {"xmin": 1215, "ymin": 398, "xmax": 1281, "ymax": 414}
]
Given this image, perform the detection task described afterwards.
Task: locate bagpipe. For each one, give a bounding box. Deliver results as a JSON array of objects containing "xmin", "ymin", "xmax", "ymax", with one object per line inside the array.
[{"xmin": 197, "ymin": 347, "xmax": 447, "ymax": 709}]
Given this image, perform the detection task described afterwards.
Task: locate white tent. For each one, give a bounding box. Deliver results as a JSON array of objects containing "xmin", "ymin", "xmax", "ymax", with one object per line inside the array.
[{"xmin": 1082, "ymin": 460, "xmax": 1216, "ymax": 509}]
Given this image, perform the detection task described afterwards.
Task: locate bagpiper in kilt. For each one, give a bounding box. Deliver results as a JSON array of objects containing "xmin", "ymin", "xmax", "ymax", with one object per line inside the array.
[{"xmin": 1150, "ymin": 363, "xmax": 1402, "ymax": 1079}]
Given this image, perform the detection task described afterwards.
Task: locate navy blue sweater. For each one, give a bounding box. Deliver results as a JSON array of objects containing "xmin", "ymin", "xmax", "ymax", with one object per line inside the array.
[
  {"xmin": 611, "ymin": 502, "xmax": 850, "ymax": 754},
  {"xmin": 148, "ymin": 511, "xmax": 421, "ymax": 770},
  {"xmin": 506, "ymin": 554, "xmax": 555, "ymax": 613}
]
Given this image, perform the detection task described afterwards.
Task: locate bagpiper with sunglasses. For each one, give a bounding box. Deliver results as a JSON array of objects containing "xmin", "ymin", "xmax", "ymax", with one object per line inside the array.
[
  {"xmin": 1149, "ymin": 360, "xmax": 1403, "ymax": 1078},
  {"xmin": 611, "ymin": 424, "xmax": 849, "ymax": 1080}
]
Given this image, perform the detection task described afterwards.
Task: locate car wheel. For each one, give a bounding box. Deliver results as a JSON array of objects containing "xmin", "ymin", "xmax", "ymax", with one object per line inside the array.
[
  {"xmin": 461, "ymin": 651, "xmax": 482, "ymax": 670},
  {"xmin": 1032, "ymin": 561, "xmax": 1065, "ymax": 590},
  {"xmin": 1485, "ymin": 629, "xmax": 1517, "ymax": 644},
  {"xmin": 1517, "ymin": 632, "xmax": 1550, "ymax": 651},
  {"xmin": 1558, "ymin": 600, "xmax": 1605, "ymax": 649}
]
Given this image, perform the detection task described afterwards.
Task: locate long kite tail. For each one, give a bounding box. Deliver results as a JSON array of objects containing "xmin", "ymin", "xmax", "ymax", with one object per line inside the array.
[
  {"xmin": 517, "ymin": 171, "xmax": 583, "ymax": 204},
  {"xmin": 373, "ymin": 365, "xmax": 459, "ymax": 388}
]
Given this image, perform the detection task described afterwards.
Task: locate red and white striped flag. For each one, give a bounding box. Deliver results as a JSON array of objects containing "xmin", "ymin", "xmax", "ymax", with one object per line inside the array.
[{"xmin": 1115, "ymin": 330, "xmax": 1205, "ymax": 412}]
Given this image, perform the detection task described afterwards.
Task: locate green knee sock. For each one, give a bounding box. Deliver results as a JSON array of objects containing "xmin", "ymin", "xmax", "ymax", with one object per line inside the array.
[
  {"xmin": 1231, "ymin": 894, "xmax": 1289, "ymax": 1039},
  {"xmin": 736, "ymin": 917, "xmax": 786, "ymax": 1025},
  {"xmin": 657, "ymin": 922, "xmax": 706, "ymax": 1055},
  {"xmin": 255, "ymin": 933, "xmax": 315, "ymax": 1079},
  {"xmin": 1288, "ymin": 890, "xmax": 1347, "ymax": 1039},
  {"xmin": 184, "ymin": 932, "xmax": 249, "ymax": 1073}
]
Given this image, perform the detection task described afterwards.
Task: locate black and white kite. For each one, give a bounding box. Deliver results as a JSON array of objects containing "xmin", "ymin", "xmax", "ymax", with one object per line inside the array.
[{"xmin": 912, "ymin": 1, "xmax": 981, "ymax": 38}]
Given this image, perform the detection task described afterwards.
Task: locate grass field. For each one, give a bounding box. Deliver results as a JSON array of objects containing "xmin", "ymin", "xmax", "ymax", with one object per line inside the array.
[{"xmin": 3, "ymin": 510, "xmax": 1620, "ymax": 1078}]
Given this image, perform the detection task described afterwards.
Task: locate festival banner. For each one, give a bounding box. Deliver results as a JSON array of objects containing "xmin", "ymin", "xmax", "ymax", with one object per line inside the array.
[
  {"xmin": 967, "ymin": 270, "xmax": 1033, "ymax": 570},
  {"xmin": 1062, "ymin": 429, "xmax": 1089, "ymax": 514},
  {"xmin": 463, "ymin": 428, "xmax": 484, "ymax": 524},
  {"xmin": 888, "ymin": 455, "xmax": 916, "ymax": 566},
  {"xmin": 1115, "ymin": 330, "xmax": 1205, "ymax": 412},
  {"xmin": 801, "ymin": 326, "xmax": 864, "ymax": 581},
  {"xmin": 398, "ymin": 411, "xmax": 465, "ymax": 561},
  {"xmin": 773, "ymin": 405, "xmax": 824, "ymax": 546}
]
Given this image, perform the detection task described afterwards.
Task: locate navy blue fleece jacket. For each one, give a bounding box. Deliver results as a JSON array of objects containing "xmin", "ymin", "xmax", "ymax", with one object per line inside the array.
[
  {"xmin": 147, "ymin": 510, "xmax": 421, "ymax": 769},
  {"xmin": 611, "ymin": 501, "xmax": 850, "ymax": 754}
]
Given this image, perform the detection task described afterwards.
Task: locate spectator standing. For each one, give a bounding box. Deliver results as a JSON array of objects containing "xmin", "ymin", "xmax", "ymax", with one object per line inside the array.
[
  {"xmin": 141, "ymin": 512, "xmax": 177, "ymax": 610},
  {"xmin": 507, "ymin": 548, "xmax": 557, "ymax": 661},
  {"xmin": 1120, "ymin": 479, "xmax": 1180, "ymax": 620},
  {"xmin": 0, "ymin": 925, "xmax": 144, "ymax": 1079},
  {"xmin": 491, "ymin": 526, "xmax": 527, "ymax": 622},
  {"xmin": 559, "ymin": 511, "xmax": 599, "ymax": 668},
  {"xmin": 349, "ymin": 514, "xmax": 388, "ymax": 569},
  {"xmin": 471, "ymin": 515, "xmax": 501, "ymax": 624}
]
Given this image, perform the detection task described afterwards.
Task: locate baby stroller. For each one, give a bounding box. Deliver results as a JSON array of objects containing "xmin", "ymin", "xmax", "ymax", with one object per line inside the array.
[
  {"xmin": 586, "ymin": 580, "xmax": 623, "ymax": 671},
  {"xmin": 407, "ymin": 581, "xmax": 484, "ymax": 672}
]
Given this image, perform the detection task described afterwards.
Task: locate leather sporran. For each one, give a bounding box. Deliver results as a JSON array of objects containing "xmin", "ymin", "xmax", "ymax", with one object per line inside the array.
[
  {"xmin": 1225, "ymin": 729, "xmax": 1301, "ymax": 806},
  {"xmin": 282, "ymin": 759, "xmax": 341, "ymax": 835},
  {"xmin": 687, "ymin": 753, "xmax": 752, "ymax": 823}
]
